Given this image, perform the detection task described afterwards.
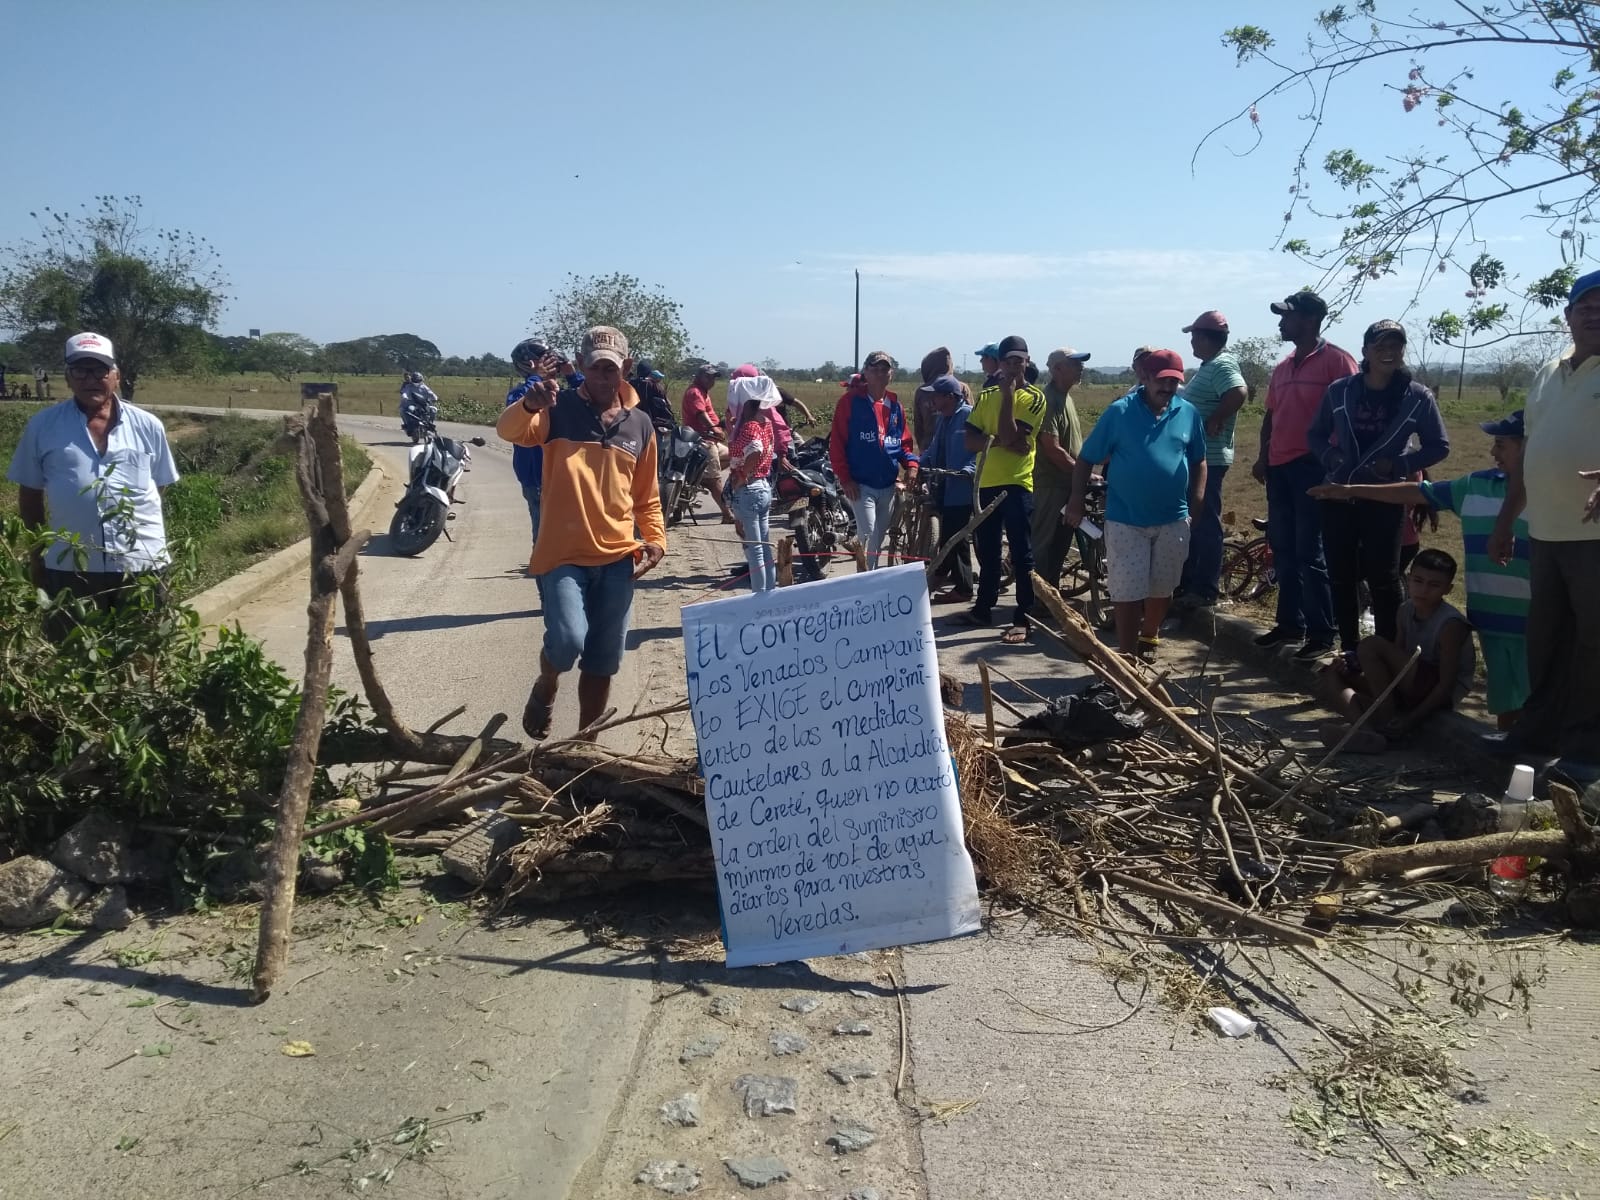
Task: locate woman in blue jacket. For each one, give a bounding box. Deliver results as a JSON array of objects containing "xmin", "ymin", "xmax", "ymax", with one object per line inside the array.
[{"xmin": 1307, "ymin": 320, "xmax": 1449, "ymax": 660}]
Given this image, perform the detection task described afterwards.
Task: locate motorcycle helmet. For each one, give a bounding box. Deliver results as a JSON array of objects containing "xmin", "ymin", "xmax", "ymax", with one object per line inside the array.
[
  {"xmin": 411, "ymin": 373, "xmax": 425, "ymax": 384},
  {"xmin": 511, "ymin": 339, "xmax": 549, "ymax": 372}
]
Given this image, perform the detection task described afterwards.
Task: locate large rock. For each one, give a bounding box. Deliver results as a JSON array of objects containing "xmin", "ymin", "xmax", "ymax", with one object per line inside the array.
[
  {"xmin": 0, "ymin": 857, "xmax": 92, "ymax": 929},
  {"xmin": 51, "ymin": 811, "xmax": 136, "ymax": 885},
  {"xmin": 88, "ymin": 885, "xmax": 134, "ymax": 931}
]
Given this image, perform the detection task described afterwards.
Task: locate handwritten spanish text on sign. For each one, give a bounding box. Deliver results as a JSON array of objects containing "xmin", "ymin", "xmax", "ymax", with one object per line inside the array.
[{"xmin": 682, "ymin": 564, "xmax": 981, "ymax": 967}]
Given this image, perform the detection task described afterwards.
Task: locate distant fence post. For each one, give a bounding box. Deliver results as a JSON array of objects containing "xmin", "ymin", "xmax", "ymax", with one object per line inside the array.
[{"xmin": 301, "ymin": 382, "xmax": 339, "ymax": 413}]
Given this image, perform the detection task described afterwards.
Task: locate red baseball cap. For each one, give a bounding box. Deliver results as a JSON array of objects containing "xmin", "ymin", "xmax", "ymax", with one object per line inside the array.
[
  {"xmin": 1145, "ymin": 349, "xmax": 1186, "ymax": 381},
  {"xmin": 1181, "ymin": 310, "xmax": 1229, "ymax": 334}
]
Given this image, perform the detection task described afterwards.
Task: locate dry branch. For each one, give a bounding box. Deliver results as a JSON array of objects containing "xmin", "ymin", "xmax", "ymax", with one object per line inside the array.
[{"xmin": 253, "ymin": 397, "xmax": 347, "ymax": 1002}]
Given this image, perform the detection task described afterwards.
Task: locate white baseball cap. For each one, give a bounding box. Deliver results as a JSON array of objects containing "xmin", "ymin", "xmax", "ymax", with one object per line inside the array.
[{"xmin": 64, "ymin": 332, "xmax": 116, "ymax": 367}]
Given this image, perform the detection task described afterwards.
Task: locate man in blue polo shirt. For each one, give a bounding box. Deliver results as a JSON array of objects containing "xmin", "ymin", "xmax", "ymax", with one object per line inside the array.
[
  {"xmin": 7, "ymin": 332, "xmax": 179, "ymax": 636},
  {"xmin": 1065, "ymin": 348, "xmax": 1206, "ymax": 660}
]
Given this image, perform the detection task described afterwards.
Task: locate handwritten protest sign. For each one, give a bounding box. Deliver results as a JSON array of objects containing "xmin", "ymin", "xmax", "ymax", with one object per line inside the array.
[{"xmin": 682, "ymin": 564, "xmax": 981, "ymax": 967}]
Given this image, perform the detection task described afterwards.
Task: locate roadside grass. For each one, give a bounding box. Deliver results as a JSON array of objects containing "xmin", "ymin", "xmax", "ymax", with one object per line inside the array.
[{"xmin": 0, "ymin": 404, "xmax": 370, "ymax": 597}]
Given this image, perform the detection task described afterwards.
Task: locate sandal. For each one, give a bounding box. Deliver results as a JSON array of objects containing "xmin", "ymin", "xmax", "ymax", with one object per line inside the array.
[
  {"xmin": 1000, "ymin": 623, "xmax": 1029, "ymax": 646},
  {"xmin": 1137, "ymin": 635, "xmax": 1160, "ymax": 663},
  {"xmin": 521, "ymin": 680, "xmax": 555, "ymax": 741}
]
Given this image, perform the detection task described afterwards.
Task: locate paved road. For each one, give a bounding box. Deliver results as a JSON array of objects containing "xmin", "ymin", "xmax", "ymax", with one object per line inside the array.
[{"xmin": 28, "ymin": 405, "xmax": 1587, "ymax": 1200}]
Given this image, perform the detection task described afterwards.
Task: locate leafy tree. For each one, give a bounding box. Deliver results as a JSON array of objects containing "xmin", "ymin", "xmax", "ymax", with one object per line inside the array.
[
  {"xmin": 320, "ymin": 333, "xmax": 441, "ymax": 375},
  {"xmin": 0, "ymin": 195, "xmax": 229, "ymax": 399},
  {"xmin": 530, "ymin": 272, "xmax": 698, "ymax": 372},
  {"xmin": 1229, "ymin": 336, "xmax": 1281, "ymax": 400},
  {"xmin": 240, "ymin": 331, "xmax": 320, "ymax": 381},
  {"xmin": 1212, "ymin": 3, "xmax": 1594, "ymax": 318}
]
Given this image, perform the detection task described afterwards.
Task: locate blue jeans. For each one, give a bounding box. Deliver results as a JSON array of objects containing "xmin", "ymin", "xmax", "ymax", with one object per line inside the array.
[
  {"xmin": 974, "ymin": 484, "xmax": 1035, "ymax": 625},
  {"xmin": 1179, "ymin": 464, "xmax": 1228, "ymax": 601},
  {"xmin": 535, "ymin": 557, "xmax": 635, "ymax": 676},
  {"xmin": 730, "ymin": 478, "xmax": 775, "ymax": 592},
  {"xmin": 521, "ymin": 484, "xmax": 541, "ymax": 546},
  {"xmin": 1265, "ymin": 455, "xmax": 1335, "ymax": 639},
  {"xmin": 851, "ymin": 484, "xmax": 897, "ymax": 568}
]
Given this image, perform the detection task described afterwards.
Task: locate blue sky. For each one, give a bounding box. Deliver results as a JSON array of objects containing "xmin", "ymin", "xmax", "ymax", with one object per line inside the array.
[{"xmin": 2, "ymin": 1, "xmax": 1579, "ymax": 370}]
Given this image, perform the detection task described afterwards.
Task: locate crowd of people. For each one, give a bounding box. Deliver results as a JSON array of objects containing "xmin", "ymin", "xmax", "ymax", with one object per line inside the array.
[{"xmin": 8, "ymin": 273, "xmax": 1600, "ymax": 769}]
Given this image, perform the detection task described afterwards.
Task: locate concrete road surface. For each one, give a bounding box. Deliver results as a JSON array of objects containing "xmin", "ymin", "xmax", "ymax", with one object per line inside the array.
[{"xmin": 5, "ymin": 406, "xmax": 1591, "ymax": 1199}]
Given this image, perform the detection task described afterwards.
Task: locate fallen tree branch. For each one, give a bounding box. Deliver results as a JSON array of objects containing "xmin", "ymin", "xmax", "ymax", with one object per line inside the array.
[
  {"xmin": 1337, "ymin": 828, "xmax": 1573, "ymax": 883},
  {"xmin": 1101, "ymin": 870, "xmax": 1325, "ymax": 949}
]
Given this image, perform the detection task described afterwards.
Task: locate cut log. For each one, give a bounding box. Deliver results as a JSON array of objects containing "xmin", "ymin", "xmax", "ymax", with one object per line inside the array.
[{"xmin": 1337, "ymin": 828, "xmax": 1573, "ymax": 883}]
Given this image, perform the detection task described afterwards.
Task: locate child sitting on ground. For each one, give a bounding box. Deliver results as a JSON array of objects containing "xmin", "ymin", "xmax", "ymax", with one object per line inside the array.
[{"xmin": 1319, "ymin": 548, "xmax": 1476, "ymax": 753}]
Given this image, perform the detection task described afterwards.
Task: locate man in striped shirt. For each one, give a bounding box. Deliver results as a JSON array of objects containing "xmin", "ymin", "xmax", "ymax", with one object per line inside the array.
[{"xmin": 1310, "ymin": 411, "xmax": 1530, "ymax": 726}]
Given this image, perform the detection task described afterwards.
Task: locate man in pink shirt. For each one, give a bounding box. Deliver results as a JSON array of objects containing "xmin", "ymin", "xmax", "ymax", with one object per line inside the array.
[
  {"xmin": 681, "ymin": 365, "xmax": 735, "ymax": 523},
  {"xmin": 1249, "ymin": 291, "xmax": 1357, "ymax": 659}
]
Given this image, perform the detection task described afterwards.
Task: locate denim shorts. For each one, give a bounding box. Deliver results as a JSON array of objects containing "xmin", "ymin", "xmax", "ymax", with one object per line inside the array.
[{"xmin": 535, "ymin": 556, "xmax": 636, "ymax": 676}]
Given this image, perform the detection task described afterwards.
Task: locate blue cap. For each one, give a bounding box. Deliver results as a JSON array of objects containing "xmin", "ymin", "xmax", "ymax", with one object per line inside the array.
[
  {"xmin": 1480, "ymin": 410, "xmax": 1525, "ymax": 438},
  {"xmin": 1569, "ymin": 269, "xmax": 1600, "ymax": 305},
  {"xmin": 648, "ymin": 369, "xmax": 665, "ymax": 380},
  {"xmin": 930, "ymin": 374, "xmax": 964, "ymax": 397},
  {"xmin": 974, "ymin": 342, "xmax": 1001, "ymax": 359}
]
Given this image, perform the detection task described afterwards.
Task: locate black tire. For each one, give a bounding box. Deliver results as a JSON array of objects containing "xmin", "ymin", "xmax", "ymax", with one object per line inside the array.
[
  {"xmin": 1059, "ymin": 532, "xmax": 1097, "ymax": 598},
  {"xmin": 1219, "ymin": 542, "xmax": 1258, "ymax": 599},
  {"xmin": 390, "ymin": 494, "xmax": 444, "ymax": 556},
  {"xmin": 663, "ymin": 479, "xmax": 683, "ymax": 528},
  {"xmin": 792, "ymin": 511, "xmax": 827, "ymax": 582},
  {"xmin": 1078, "ymin": 537, "xmax": 1112, "ymax": 628}
]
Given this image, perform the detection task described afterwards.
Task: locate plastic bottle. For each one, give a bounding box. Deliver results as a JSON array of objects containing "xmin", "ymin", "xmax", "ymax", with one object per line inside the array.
[{"xmin": 1487, "ymin": 764, "xmax": 1537, "ymax": 900}]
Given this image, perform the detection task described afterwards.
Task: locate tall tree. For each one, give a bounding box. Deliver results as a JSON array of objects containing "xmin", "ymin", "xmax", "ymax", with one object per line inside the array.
[
  {"xmin": 0, "ymin": 195, "xmax": 228, "ymax": 398},
  {"xmin": 1210, "ymin": 2, "xmax": 1592, "ymax": 319},
  {"xmin": 530, "ymin": 272, "xmax": 698, "ymax": 372}
]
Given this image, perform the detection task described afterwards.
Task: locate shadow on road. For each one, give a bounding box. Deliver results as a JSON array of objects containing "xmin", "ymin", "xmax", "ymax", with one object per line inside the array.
[
  {"xmin": 626, "ymin": 625, "xmax": 682, "ymax": 650},
  {"xmin": 0, "ymin": 930, "xmax": 252, "ymax": 1007},
  {"xmin": 339, "ymin": 609, "xmax": 541, "ymax": 640}
]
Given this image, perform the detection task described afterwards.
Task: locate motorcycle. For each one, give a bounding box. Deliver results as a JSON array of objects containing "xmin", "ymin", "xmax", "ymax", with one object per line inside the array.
[
  {"xmin": 389, "ymin": 418, "xmax": 487, "ymax": 556},
  {"xmin": 778, "ymin": 459, "xmax": 857, "ymax": 583},
  {"xmin": 659, "ymin": 424, "xmax": 713, "ymax": 527}
]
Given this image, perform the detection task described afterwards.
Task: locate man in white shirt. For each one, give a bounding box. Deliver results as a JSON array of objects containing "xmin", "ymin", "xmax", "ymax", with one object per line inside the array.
[
  {"xmin": 7, "ymin": 332, "xmax": 179, "ymax": 635},
  {"xmin": 1490, "ymin": 270, "xmax": 1600, "ymax": 764}
]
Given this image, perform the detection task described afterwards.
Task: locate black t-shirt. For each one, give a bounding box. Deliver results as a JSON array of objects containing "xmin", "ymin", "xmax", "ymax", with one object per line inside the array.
[{"xmin": 1348, "ymin": 374, "xmax": 1407, "ymax": 451}]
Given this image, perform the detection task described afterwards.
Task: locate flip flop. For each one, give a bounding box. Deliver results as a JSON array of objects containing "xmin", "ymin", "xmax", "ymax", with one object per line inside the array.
[
  {"xmin": 521, "ymin": 681, "xmax": 555, "ymax": 741},
  {"xmin": 1000, "ymin": 623, "xmax": 1029, "ymax": 646}
]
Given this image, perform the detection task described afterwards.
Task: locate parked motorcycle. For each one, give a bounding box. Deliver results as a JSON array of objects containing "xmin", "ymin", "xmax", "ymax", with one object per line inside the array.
[
  {"xmin": 389, "ymin": 419, "xmax": 487, "ymax": 556},
  {"xmin": 778, "ymin": 459, "xmax": 857, "ymax": 583},
  {"xmin": 659, "ymin": 424, "xmax": 713, "ymax": 527}
]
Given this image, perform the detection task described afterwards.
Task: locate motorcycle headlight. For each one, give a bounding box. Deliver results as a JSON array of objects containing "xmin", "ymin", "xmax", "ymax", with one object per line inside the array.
[{"xmin": 809, "ymin": 487, "xmax": 822, "ymax": 498}]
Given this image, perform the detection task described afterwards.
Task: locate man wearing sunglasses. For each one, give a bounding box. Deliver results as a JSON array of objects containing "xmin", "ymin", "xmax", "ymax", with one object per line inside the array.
[{"xmin": 6, "ymin": 332, "xmax": 179, "ymax": 633}]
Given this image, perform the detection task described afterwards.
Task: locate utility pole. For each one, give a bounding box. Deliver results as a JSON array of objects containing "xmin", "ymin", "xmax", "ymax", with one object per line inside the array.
[{"xmin": 853, "ymin": 269, "xmax": 860, "ymax": 371}]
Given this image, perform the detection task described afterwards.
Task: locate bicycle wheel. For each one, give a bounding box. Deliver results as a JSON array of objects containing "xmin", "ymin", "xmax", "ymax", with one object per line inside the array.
[
  {"xmin": 1059, "ymin": 530, "xmax": 1096, "ymax": 598},
  {"xmin": 888, "ymin": 490, "xmax": 922, "ymax": 567},
  {"xmin": 1076, "ymin": 536, "xmax": 1113, "ymax": 628},
  {"xmin": 1245, "ymin": 544, "xmax": 1278, "ymax": 600},
  {"xmin": 1219, "ymin": 541, "xmax": 1259, "ymax": 600}
]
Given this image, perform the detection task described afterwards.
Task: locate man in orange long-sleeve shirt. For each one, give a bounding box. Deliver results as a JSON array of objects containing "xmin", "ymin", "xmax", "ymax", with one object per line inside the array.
[{"xmin": 496, "ymin": 326, "xmax": 666, "ymax": 740}]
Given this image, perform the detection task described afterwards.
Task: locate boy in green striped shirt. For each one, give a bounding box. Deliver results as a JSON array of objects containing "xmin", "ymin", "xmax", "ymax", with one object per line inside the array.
[{"xmin": 1310, "ymin": 412, "xmax": 1530, "ymax": 727}]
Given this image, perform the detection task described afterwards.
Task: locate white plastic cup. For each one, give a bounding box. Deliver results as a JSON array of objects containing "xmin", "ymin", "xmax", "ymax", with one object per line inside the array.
[
  {"xmin": 1506, "ymin": 764, "xmax": 1535, "ymax": 803},
  {"xmin": 1207, "ymin": 1006, "xmax": 1258, "ymax": 1038}
]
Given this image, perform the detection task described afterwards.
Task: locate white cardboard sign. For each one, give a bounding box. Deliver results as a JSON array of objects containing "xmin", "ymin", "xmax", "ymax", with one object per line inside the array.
[{"xmin": 682, "ymin": 563, "xmax": 981, "ymax": 967}]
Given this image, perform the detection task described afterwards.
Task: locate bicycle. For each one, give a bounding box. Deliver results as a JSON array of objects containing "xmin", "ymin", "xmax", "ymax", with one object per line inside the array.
[
  {"xmin": 885, "ymin": 467, "xmax": 964, "ymax": 568},
  {"xmin": 1059, "ymin": 481, "xmax": 1112, "ymax": 629},
  {"xmin": 1219, "ymin": 516, "xmax": 1277, "ymax": 601}
]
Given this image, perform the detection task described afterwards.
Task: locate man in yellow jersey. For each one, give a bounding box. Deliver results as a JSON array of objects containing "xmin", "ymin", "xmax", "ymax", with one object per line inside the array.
[{"xmin": 951, "ymin": 335, "xmax": 1048, "ymax": 645}]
